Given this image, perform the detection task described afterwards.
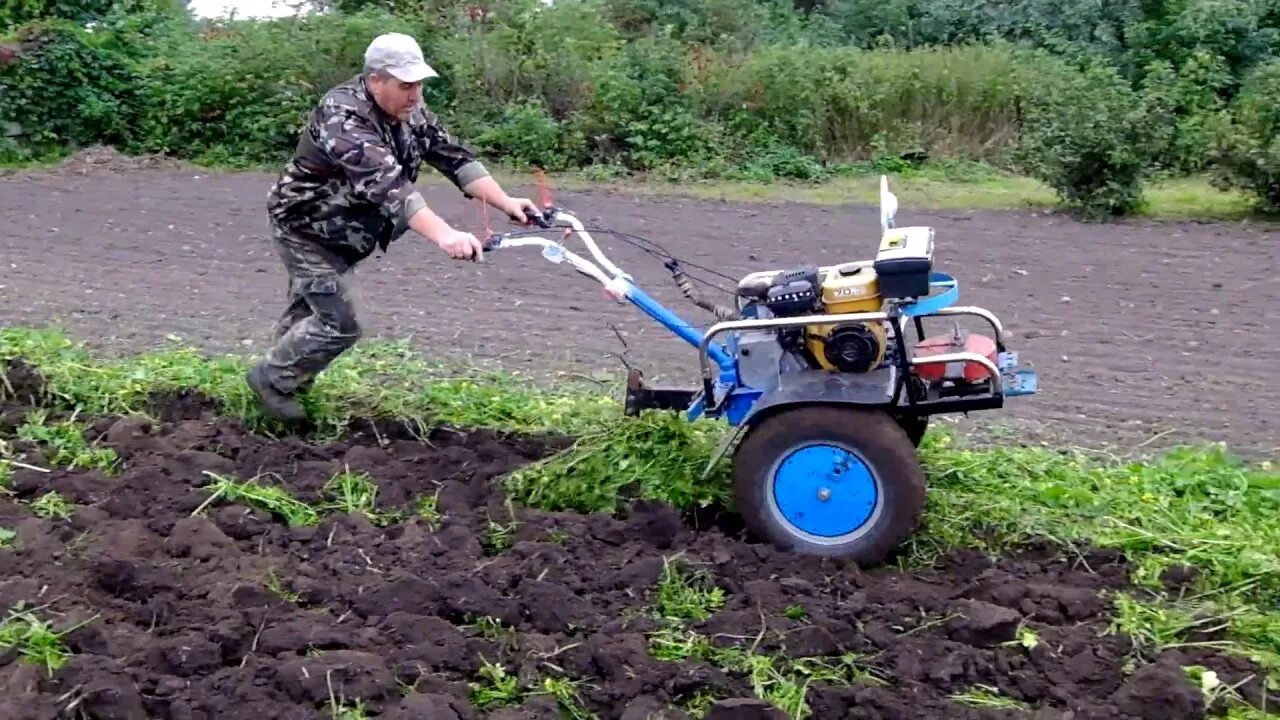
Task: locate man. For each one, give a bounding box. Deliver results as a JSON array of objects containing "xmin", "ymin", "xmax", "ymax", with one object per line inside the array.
[{"xmin": 247, "ymin": 32, "xmax": 540, "ymax": 422}]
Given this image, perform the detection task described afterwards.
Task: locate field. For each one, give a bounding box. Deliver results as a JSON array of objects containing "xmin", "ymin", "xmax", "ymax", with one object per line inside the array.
[{"xmin": 1, "ymin": 151, "xmax": 1278, "ymax": 719}]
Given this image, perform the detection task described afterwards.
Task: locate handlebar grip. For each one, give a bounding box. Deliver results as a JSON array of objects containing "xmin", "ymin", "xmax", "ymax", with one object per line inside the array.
[
  {"xmin": 483, "ymin": 233, "xmax": 503, "ymax": 251},
  {"xmin": 525, "ymin": 207, "xmax": 554, "ymax": 229}
]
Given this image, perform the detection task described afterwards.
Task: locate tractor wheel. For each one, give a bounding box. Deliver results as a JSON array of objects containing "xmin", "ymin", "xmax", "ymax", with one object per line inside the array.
[
  {"xmin": 897, "ymin": 415, "xmax": 929, "ymax": 447},
  {"xmin": 731, "ymin": 405, "xmax": 927, "ymax": 565}
]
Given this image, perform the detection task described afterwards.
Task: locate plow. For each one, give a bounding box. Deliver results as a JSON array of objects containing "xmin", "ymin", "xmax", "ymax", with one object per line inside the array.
[{"xmin": 482, "ymin": 176, "xmax": 1039, "ymax": 565}]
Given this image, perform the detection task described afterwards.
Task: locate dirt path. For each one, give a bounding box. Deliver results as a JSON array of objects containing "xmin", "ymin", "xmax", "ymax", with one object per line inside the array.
[{"xmin": 1, "ymin": 161, "xmax": 1276, "ymax": 456}]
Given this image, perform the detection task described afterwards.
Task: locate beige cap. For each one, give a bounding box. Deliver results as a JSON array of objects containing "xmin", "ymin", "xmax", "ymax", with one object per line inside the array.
[{"xmin": 364, "ymin": 32, "xmax": 437, "ymax": 82}]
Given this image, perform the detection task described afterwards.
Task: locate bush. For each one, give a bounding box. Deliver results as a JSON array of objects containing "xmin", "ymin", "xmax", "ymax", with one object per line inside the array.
[
  {"xmin": 3, "ymin": 0, "xmax": 1279, "ymax": 220},
  {"xmin": 434, "ymin": 0, "xmax": 625, "ymax": 129},
  {"xmin": 1, "ymin": 0, "xmax": 115, "ymax": 30},
  {"xmin": 1209, "ymin": 59, "xmax": 1280, "ymax": 213},
  {"xmin": 468, "ymin": 100, "xmax": 582, "ymax": 171},
  {"xmin": 1014, "ymin": 58, "xmax": 1157, "ymax": 220},
  {"xmin": 569, "ymin": 36, "xmax": 724, "ymax": 170},
  {"xmin": 0, "ymin": 18, "xmax": 142, "ymax": 162},
  {"xmin": 1137, "ymin": 51, "xmax": 1234, "ymax": 175},
  {"xmin": 693, "ymin": 42, "xmax": 1032, "ymax": 165},
  {"xmin": 129, "ymin": 8, "xmax": 422, "ymax": 166}
]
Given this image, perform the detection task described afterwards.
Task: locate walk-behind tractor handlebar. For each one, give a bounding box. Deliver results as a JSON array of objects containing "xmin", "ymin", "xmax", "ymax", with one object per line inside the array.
[
  {"xmin": 485, "ymin": 206, "xmax": 635, "ymax": 306},
  {"xmin": 482, "ymin": 178, "xmax": 1040, "ymax": 566},
  {"xmin": 485, "ymin": 206, "xmax": 740, "ymax": 375}
]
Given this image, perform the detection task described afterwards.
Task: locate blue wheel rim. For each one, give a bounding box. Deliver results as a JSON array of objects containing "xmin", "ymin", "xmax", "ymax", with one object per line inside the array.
[{"xmin": 769, "ymin": 443, "xmax": 880, "ymax": 542}]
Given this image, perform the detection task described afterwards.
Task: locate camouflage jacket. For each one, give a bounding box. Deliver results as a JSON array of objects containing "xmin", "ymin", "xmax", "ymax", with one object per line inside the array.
[{"xmin": 267, "ymin": 74, "xmax": 490, "ymax": 267}]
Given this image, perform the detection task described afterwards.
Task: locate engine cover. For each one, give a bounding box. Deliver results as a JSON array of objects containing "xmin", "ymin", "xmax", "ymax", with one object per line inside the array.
[
  {"xmin": 802, "ymin": 262, "xmax": 888, "ymax": 373},
  {"xmin": 737, "ymin": 265, "xmax": 821, "ymax": 317},
  {"xmin": 809, "ymin": 322, "xmax": 887, "ymax": 373}
]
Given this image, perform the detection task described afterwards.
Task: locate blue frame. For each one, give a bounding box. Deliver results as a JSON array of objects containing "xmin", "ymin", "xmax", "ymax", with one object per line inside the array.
[{"xmin": 624, "ymin": 284, "xmax": 739, "ymax": 385}]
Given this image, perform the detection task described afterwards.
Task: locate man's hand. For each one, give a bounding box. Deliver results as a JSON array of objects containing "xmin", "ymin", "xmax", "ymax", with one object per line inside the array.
[
  {"xmin": 434, "ymin": 228, "xmax": 484, "ymax": 260},
  {"xmin": 462, "ymin": 176, "xmax": 545, "ymax": 226},
  {"xmin": 407, "ymin": 204, "xmax": 483, "ymax": 261},
  {"xmin": 503, "ymin": 196, "xmax": 540, "ymax": 224}
]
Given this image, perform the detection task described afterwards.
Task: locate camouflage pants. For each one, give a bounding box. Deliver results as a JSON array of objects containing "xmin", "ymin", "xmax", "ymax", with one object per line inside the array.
[{"xmin": 261, "ymin": 226, "xmax": 362, "ymax": 395}]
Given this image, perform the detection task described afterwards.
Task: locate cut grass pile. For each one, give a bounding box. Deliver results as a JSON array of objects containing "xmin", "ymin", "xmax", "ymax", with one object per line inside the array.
[{"xmin": 1, "ymin": 325, "xmax": 1277, "ymax": 697}]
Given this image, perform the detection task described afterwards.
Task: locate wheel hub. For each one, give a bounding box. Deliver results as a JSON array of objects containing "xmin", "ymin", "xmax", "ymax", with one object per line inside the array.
[{"xmin": 771, "ymin": 443, "xmax": 879, "ymax": 539}]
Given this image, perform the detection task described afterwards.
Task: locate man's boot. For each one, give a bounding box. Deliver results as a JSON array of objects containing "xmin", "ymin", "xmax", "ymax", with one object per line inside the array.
[{"xmin": 246, "ymin": 363, "xmax": 308, "ymax": 422}]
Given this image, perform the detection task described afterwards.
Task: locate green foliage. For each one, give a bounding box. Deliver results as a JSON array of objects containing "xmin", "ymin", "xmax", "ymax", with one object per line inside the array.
[
  {"xmin": 601, "ymin": 0, "xmax": 810, "ymax": 49},
  {"xmin": 1014, "ymin": 59, "xmax": 1158, "ymax": 220},
  {"xmin": 129, "ymin": 8, "xmax": 422, "ymax": 166},
  {"xmin": 580, "ymin": 36, "xmax": 723, "ymax": 170},
  {"xmin": 694, "ymin": 42, "xmax": 1033, "ymax": 164},
  {"xmin": 3, "ymin": 0, "xmax": 1280, "ymax": 216},
  {"xmin": 1, "ymin": 0, "xmax": 115, "ymax": 29},
  {"xmin": 1137, "ymin": 51, "xmax": 1235, "ymax": 174},
  {"xmin": 1124, "ymin": 0, "xmax": 1279, "ymax": 84},
  {"xmin": 437, "ymin": 0, "xmax": 625, "ymax": 127},
  {"xmin": 0, "ymin": 17, "xmax": 141, "ymax": 162},
  {"xmin": 812, "ymin": 0, "xmax": 1140, "ymax": 60},
  {"xmin": 1209, "ymin": 59, "xmax": 1280, "ymax": 213}
]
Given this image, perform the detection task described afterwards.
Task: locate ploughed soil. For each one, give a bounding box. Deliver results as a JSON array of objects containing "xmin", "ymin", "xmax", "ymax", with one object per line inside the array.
[
  {"xmin": 0, "ymin": 361, "xmax": 1274, "ymax": 720},
  {"xmin": 1, "ymin": 150, "xmax": 1278, "ymax": 457}
]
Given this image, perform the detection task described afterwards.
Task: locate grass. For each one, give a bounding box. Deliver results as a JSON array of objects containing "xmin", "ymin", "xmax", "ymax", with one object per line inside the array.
[
  {"xmin": 15, "ymin": 410, "xmax": 120, "ymax": 473},
  {"xmin": 450, "ymin": 161, "xmax": 1268, "ymax": 222},
  {"xmin": 0, "ymin": 604, "xmax": 95, "ymax": 675},
  {"xmin": 647, "ymin": 557, "xmax": 887, "ymax": 718},
  {"xmin": 193, "ymin": 468, "xmax": 429, "ymax": 530},
  {"xmin": 1, "ymin": 324, "xmax": 1278, "ymax": 713},
  {"xmin": 3, "ymin": 148, "xmax": 1271, "ymax": 223},
  {"xmin": 195, "ymin": 471, "xmax": 322, "ymax": 527},
  {"xmin": 468, "ymin": 656, "xmax": 595, "ymax": 719}
]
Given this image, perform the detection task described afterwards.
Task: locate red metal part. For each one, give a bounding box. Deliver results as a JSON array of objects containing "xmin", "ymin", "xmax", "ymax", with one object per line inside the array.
[{"xmin": 912, "ymin": 331, "xmax": 997, "ymax": 383}]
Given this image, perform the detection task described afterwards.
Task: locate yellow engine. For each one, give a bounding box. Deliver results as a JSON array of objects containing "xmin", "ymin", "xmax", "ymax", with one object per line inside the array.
[{"xmin": 805, "ymin": 263, "xmax": 888, "ymax": 373}]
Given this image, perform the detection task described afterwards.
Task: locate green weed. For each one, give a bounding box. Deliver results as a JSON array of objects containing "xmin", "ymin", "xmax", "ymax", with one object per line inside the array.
[
  {"xmin": 16, "ymin": 410, "xmax": 118, "ymax": 473},
  {"xmin": 504, "ymin": 411, "xmax": 733, "ymax": 514},
  {"xmin": 194, "ymin": 472, "xmax": 320, "ymax": 528},
  {"xmin": 265, "ymin": 568, "xmax": 301, "ymax": 603},
  {"xmin": 470, "ymin": 660, "xmax": 523, "ymax": 708},
  {"xmin": 948, "ymin": 685, "xmax": 1029, "ymax": 710},
  {"xmin": 646, "ymin": 563, "xmax": 885, "ymax": 719},
  {"xmin": 649, "ymin": 624, "xmax": 886, "ymax": 719},
  {"xmin": 414, "ymin": 489, "xmax": 443, "ymax": 530},
  {"xmin": 534, "ymin": 677, "xmax": 595, "ymax": 720},
  {"xmin": 0, "ymin": 327, "xmax": 613, "ymax": 440},
  {"xmin": 468, "ymin": 660, "xmax": 594, "ymax": 717},
  {"xmin": 654, "ymin": 556, "xmax": 726, "ymax": 622},
  {"xmin": 29, "ymin": 491, "xmax": 73, "ymax": 520},
  {"xmin": 320, "ymin": 468, "xmax": 399, "ymax": 526},
  {"xmin": 0, "ymin": 604, "xmax": 94, "ymax": 674}
]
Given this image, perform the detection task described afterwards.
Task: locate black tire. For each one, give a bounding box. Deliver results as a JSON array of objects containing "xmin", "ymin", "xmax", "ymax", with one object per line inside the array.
[
  {"xmin": 731, "ymin": 404, "xmax": 927, "ymax": 565},
  {"xmin": 897, "ymin": 414, "xmax": 930, "ymax": 447}
]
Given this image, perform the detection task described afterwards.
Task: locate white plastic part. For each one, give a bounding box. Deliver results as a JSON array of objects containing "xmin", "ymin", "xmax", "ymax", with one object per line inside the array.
[
  {"xmin": 880, "ymin": 174, "xmax": 898, "ymax": 232},
  {"xmin": 493, "ymin": 210, "xmax": 627, "ymax": 290},
  {"xmin": 603, "ymin": 276, "xmax": 630, "ymax": 302}
]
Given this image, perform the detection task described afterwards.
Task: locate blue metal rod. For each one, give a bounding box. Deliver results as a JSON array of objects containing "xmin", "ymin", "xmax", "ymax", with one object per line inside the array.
[{"xmin": 624, "ymin": 283, "xmax": 737, "ymax": 375}]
